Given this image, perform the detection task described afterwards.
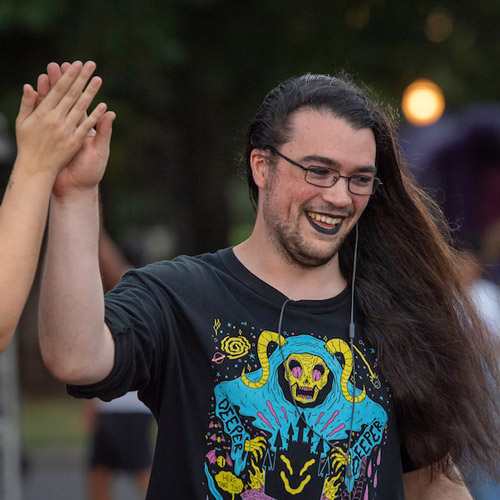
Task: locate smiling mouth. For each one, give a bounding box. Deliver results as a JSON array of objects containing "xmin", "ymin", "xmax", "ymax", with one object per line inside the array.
[{"xmin": 306, "ymin": 211, "xmax": 343, "ymax": 235}]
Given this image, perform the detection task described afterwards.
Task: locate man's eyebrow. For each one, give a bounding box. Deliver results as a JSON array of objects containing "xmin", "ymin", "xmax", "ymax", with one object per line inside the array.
[
  {"xmin": 355, "ymin": 165, "xmax": 378, "ymax": 174},
  {"xmin": 299, "ymin": 154, "xmax": 377, "ymax": 174}
]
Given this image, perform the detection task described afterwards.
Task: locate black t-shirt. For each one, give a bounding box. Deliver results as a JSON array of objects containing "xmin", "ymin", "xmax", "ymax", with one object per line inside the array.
[{"xmin": 69, "ymin": 247, "xmax": 408, "ymax": 499}]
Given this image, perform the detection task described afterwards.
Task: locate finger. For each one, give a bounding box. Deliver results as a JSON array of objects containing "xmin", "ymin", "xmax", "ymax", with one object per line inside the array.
[
  {"xmin": 36, "ymin": 74, "xmax": 50, "ymax": 106},
  {"xmin": 47, "ymin": 62, "xmax": 63, "ymax": 88},
  {"xmin": 38, "ymin": 60, "xmax": 85, "ymax": 110},
  {"xmin": 55, "ymin": 60, "xmax": 98, "ymax": 117},
  {"xmin": 16, "ymin": 84, "xmax": 37, "ymax": 124},
  {"xmin": 65, "ymin": 76, "xmax": 102, "ymax": 127},
  {"xmin": 60, "ymin": 62, "xmax": 87, "ymax": 126},
  {"xmin": 73, "ymin": 104, "xmax": 109, "ymax": 143},
  {"xmin": 93, "ymin": 111, "xmax": 116, "ymax": 150}
]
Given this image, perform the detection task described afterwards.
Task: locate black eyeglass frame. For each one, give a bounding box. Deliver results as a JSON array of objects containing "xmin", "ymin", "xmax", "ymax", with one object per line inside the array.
[{"xmin": 267, "ymin": 146, "xmax": 382, "ymax": 196}]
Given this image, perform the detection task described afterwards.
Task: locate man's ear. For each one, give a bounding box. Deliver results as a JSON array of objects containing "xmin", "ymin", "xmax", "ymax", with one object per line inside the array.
[{"xmin": 250, "ymin": 149, "xmax": 271, "ymax": 189}]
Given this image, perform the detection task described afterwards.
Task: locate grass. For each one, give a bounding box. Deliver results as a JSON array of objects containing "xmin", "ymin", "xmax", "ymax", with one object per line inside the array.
[{"xmin": 21, "ymin": 396, "xmax": 89, "ymax": 448}]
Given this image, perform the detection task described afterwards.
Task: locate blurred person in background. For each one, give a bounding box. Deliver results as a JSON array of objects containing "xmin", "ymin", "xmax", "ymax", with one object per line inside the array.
[
  {"xmin": 85, "ymin": 392, "xmax": 152, "ymax": 500},
  {"xmin": 481, "ymin": 218, "xmax": 500, "ymax": 287},
  {"xmin": 461, "ymin": 244, "xmax": 500, "ymax": 336},
  {"xmin": 407, "ymin": 108, "xmax": 500, "ymax": 500},
  {"xmin": 37, "ymin": 65, "xmax": 500, "ymax": 499},
  {"xmin": 0, "ymin": 61, "xmax": 112, "ymax": 352},
  {"xmin": 460, "ymin": 241, "xmax": 500, "ymax": 500},
  {"xmin": 412, "ymin": 104, "xmax": 500, "ymax": 263},
  {"xmin": 84, "ymin": 228, "xmax": 153, "ymax": 500}
]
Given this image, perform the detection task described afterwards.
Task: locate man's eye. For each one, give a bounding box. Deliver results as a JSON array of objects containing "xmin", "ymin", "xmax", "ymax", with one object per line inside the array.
[
  {"xmin": 307, "ymin": 167, "xmax": 332, "ymax": 177},
  {"xmin": 351, "ymin": 175, "xmax": 374, "ymax": 185}
]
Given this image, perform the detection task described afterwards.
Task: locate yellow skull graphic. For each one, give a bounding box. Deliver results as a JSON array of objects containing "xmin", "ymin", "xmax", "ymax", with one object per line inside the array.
[{"xmin": 284, "ymin": 353, "xmax": 330, "ymax": 404}]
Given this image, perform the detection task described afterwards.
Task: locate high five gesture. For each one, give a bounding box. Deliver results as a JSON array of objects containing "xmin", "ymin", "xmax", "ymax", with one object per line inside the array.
[{"xmin": 0, "ymin": 60, "xmax": 113, "ymax": 352}]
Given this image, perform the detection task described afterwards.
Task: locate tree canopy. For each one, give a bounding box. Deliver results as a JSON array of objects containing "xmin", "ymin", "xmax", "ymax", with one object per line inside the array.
[{"xmin": 2, "ymin": 0, "xmax": 500, "ymax": 256}]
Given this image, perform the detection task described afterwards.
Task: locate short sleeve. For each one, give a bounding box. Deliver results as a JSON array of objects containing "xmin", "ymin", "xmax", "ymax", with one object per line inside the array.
[{"xmin": 67, "ymin": 267, "xmax": 173, "ymax": 418}]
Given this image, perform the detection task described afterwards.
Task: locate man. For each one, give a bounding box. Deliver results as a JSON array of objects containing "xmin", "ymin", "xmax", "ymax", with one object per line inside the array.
[
  {"xmin": 38, "ymin": 70, "xmax": 500, "ymax": 499},
  {"xmin": 0, "ymin": 60, "xmax": 113, "ymax": 351}
]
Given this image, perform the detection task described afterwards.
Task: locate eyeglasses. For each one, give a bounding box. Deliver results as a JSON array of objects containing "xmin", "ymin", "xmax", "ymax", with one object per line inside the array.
[{"xmin": 268, "ymin": 146, "xmax": 382, "ymax": 196}]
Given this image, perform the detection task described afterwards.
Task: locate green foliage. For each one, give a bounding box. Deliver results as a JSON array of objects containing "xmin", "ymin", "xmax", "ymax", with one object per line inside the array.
[
  {"xmin": 21, "ymin": 397, "xmax": 87, "ymax": 447},
  {"xmin": 0, "ymin": 0, "xmax": 67, "ymax": 31},
  {"xmin": 2, "ymin": 0, "xmax": 500, "ymax": 254}
]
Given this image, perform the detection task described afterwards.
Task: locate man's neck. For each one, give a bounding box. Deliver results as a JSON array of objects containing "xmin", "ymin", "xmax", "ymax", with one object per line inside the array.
[{"xmin": 233, "ymin": 235, "xmax": 347, "ymax": 301}]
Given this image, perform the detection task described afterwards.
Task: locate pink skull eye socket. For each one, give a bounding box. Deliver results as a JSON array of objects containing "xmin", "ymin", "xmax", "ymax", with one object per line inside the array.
[{"xmin": 312, "ymin": 364, "xmax": 326, "ymax": 381}]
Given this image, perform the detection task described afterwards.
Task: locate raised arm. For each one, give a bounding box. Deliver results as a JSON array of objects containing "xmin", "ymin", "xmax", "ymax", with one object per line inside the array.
[
  {"xmin": 0, "ymin": 61, "xmax": 107, "ymax": 352},
  {"xmin": 38, "ymin": 61, "xmax": 116, "ymax": 384}
]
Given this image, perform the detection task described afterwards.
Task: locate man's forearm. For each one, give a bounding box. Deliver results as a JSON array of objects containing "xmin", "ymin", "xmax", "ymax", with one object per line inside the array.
[{"xmin": 38, "ymin": 188, "xmax": 115, "ymax": 384}]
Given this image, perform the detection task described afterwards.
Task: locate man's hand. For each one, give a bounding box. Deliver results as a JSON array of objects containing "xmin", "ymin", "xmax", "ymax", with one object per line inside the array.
[
  {"xmin": 35, "ymin": 61, "xmax": 115, "ymax": 199},
  {"xmin": 15, "ymin": 61, "xmax": 109, "ymax": 184}
]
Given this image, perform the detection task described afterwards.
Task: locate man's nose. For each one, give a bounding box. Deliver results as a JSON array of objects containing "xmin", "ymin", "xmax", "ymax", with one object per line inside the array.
[{"xmin": 321, "ymin": 177, "xmax": 352, "ymax": 205}]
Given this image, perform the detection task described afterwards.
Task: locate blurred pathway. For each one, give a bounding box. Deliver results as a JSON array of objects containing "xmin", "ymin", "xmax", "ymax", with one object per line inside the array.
[{"xmin": 22, "ymin": 445, "xmax": 143, "ymax": 500}]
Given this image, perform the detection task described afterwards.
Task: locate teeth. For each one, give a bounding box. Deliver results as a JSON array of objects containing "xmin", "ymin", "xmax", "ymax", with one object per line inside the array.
[{"xmin": 307, "ymin": 212, "xmax": 341, "ymax": 226}]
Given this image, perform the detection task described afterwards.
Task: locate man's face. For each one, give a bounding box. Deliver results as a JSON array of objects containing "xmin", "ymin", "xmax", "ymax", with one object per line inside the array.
[{"xmin": 259, "ymin": 108, "xmax": 376, "ymax": 268}]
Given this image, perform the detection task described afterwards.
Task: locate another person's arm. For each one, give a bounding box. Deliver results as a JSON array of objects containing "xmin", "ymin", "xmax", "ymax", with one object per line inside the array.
[
  {"xmin": 0, "ymin": 61, "xmax": 107, "ymax": 351},
  {"xmin": 38, "ymin": 61, "xmax": 116, "ymax": 384}
]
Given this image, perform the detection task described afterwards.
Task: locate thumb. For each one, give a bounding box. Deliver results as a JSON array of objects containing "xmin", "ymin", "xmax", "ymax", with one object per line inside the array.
[{"xmin": 16, "ymin": 84, "xmax": 37, "ymax": 124}]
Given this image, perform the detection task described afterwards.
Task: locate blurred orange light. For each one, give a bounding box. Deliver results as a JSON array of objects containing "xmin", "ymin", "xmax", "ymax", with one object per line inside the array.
[{"xmin": 401, "ymin": 79, "xmax": 445, "ymax": 126}]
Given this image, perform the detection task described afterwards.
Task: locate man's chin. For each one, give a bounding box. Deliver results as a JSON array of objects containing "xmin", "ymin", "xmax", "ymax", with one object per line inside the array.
[{"xmin": 283, "ymin": 245, "xmax": 339, "ymax": 268}]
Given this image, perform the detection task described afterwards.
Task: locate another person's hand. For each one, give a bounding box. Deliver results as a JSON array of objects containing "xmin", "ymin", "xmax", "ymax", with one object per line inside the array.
[{"xmin": 14, "ymin": 61, "xmax": 108, "ymax": 187}]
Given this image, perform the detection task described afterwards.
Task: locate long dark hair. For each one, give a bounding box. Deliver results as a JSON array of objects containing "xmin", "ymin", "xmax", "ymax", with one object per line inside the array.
[{"xmin": 242, "ymin": 73, "xmax": 500, "ymax": 482}]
